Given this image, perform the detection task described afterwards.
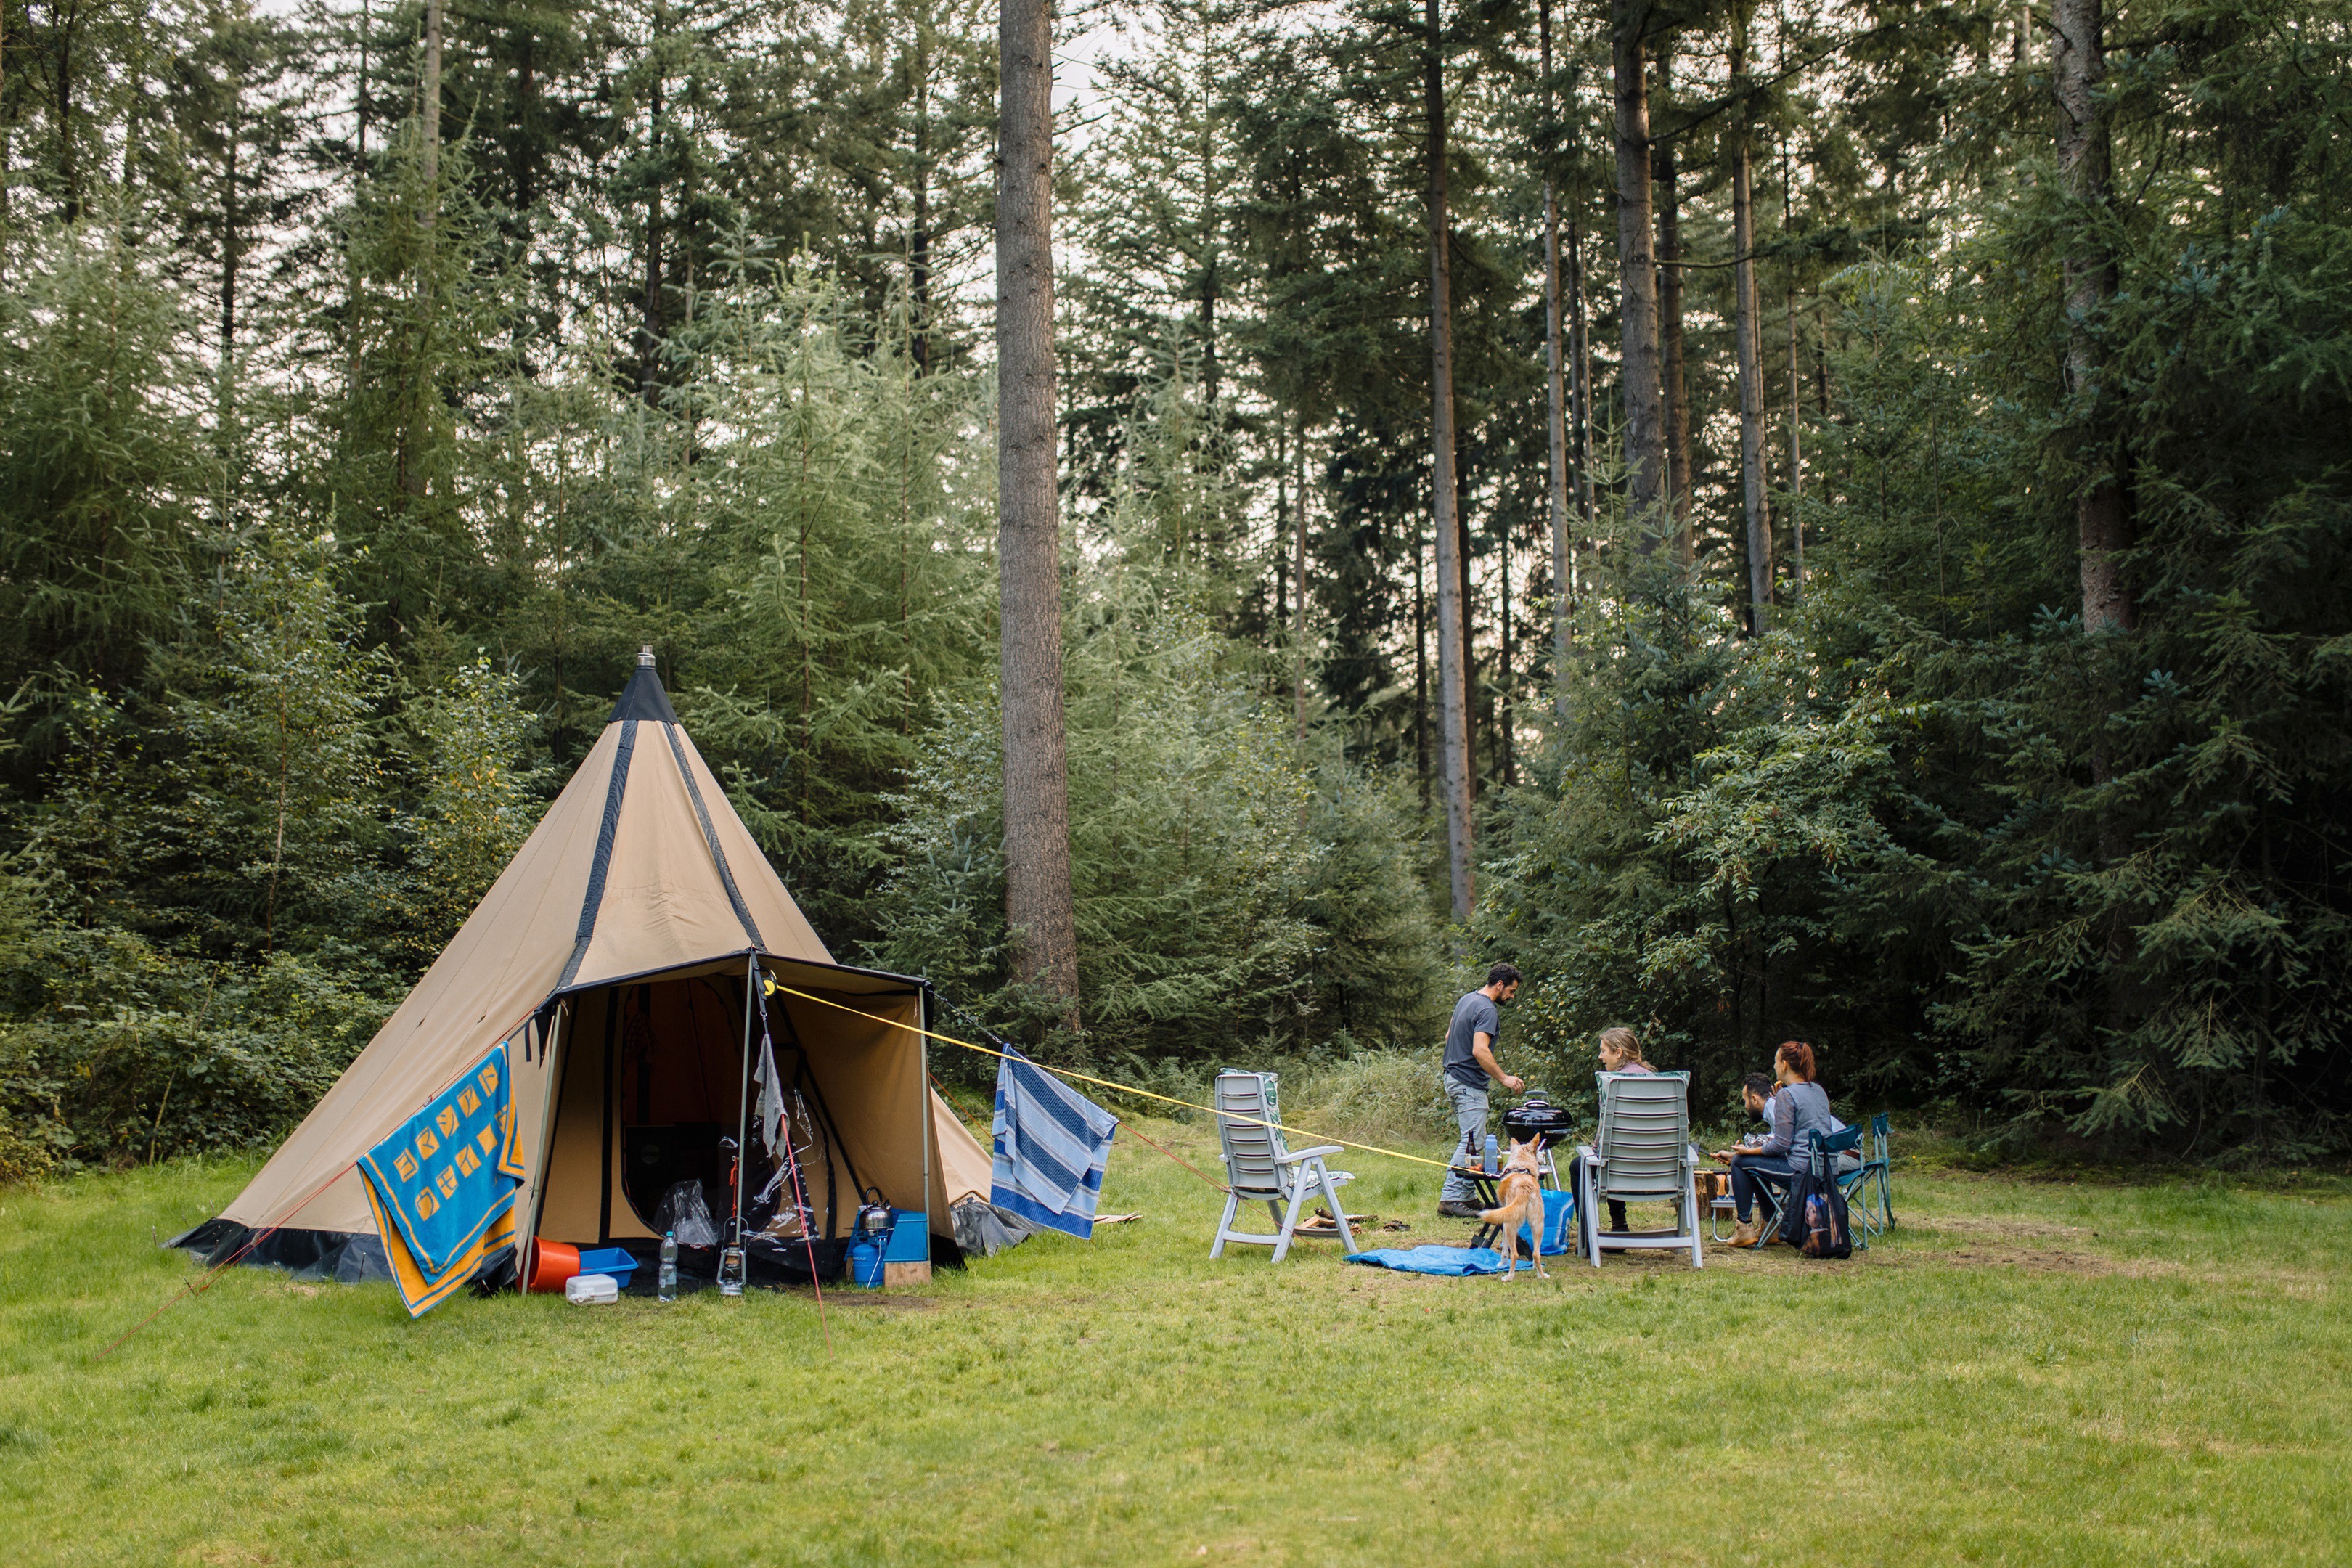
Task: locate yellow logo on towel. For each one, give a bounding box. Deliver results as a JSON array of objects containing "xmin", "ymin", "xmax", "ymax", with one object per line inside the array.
[
  {"xmin": 478, "ymin": 1063, "xmax": 499, "ymax": 1095},
  {"xmin": 415, "ymin": 1190, "xmax": 439, "ymax": 1221},
  {"xmin": 436, "ymin": 1105, "xmax": 462, "ymax": 1138},
  {"xmin": 414, "ymin": 1128, "xmax": 439, "ymax": 1161},
  {"xmin": 394, "ymin": 1150, "xmax": 418, "ymax": 1183},
  {"xmin": 436, "ymin": 1166, "xmax": 461, "ymax": 1199},
  {"xmin": 477, "ymin": 1126, "xmax": 498, "ymax": 1156},
  {"xmin": 454, "ymin": 1146, "xmax": 480, "ymax": 1177},
  {"xmin": 456, "ymin": 1087, "xmax": 481, "ymax": 1118}
]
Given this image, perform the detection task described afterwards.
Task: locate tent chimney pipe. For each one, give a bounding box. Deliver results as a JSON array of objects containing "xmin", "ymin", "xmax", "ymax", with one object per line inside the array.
[{"xmin": 638, "ymin": 644, "xmax": 656, "ymax": 668}]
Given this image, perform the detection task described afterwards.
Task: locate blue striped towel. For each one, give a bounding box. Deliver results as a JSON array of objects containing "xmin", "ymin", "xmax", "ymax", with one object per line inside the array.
[{"xmin": 990, "ymin": 1050, "xmax": 1117, "ymax": 1239}]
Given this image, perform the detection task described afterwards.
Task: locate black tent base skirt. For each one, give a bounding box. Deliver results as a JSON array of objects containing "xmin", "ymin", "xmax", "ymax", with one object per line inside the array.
[
  {"xmin": 169, "ymin": 1217, "xmax": 399, "ymax": 1284},
  {"xmin": 166, "ymin": 1219, "xmax": 966, "ymax": 1298}
]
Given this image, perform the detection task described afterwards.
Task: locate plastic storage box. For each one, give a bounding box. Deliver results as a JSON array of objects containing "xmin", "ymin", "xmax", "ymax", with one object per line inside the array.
[
  {"xmin": 565, "ymin": 1273, "xmax": 619, "ymax": 1305},
  {"xmin": 883, "ymin": 1210, "xmax": 928, "ymax": 1264}
]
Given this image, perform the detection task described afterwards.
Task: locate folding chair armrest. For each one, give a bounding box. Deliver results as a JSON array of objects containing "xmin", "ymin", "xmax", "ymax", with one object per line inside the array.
[
  {"xmin": 1276, "ymin": 1145, "xmax": 1344, "ymax": 1164},
  {"xmin": 1572, "ymin": 1143, "xmax": 1596, "ymax": 1164},
  {"xmin": 1683, "ymin": 1143, "xmax": 1704, "ymax": 1169}
]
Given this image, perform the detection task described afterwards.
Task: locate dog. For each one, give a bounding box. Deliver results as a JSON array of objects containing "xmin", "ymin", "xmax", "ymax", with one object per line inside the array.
[{"xmin": 1476, "ymin": 1138, "xmax": 1548, "ymax": 1280}]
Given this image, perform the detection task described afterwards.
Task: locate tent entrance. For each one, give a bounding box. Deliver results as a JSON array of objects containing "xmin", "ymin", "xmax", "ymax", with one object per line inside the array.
[{"xmin": 533, "ymin": 962, "xmax": 915, "ymax": 1250}]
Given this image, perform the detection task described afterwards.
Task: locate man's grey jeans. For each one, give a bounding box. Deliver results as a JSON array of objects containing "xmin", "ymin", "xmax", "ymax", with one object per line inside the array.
[{"xmin": 1440, "ymin": 1077, "xmax": 1488, "ymax": 1202}]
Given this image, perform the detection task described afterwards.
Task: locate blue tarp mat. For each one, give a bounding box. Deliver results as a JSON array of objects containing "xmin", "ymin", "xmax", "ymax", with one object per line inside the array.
[{"xmin": 1344, "ymin": 1245, "xmax": 1538, "ymax": 1276}]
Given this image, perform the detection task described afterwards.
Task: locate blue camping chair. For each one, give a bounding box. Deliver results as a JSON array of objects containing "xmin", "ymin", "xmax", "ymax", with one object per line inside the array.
[
  {"xmin": 1810, "ymin": 1125, "xmax": 1867, "ymax": 1249},
  {"xmin": 1838, "ymin": 1114, "xmax": 1892, "ymax": 1242}
]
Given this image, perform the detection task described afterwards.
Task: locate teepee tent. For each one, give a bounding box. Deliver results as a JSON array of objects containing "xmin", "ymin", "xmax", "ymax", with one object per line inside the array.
[{"xmin": 179, "ymin": 650, "xmax": 992, "ymax": 1288}]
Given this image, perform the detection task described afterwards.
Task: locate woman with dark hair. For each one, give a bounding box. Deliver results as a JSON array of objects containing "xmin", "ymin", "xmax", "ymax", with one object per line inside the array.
[{"xmin": 1712, "ymin": 1041, "xmax": 1835, "ymax": 1248}]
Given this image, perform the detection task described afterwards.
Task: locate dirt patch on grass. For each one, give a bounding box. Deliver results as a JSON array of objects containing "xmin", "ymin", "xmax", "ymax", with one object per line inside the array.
[
  {"xmin": 777, "ymin": 1289, "xmax": 937, "ymax": 1312},
  {"xmin": 1909, "ymin": 1214, "xmax": 2096, "ymax": 1244}
]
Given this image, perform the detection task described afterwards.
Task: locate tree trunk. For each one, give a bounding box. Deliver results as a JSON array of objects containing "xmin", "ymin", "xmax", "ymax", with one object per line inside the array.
[
  {"xmin": 1781, "ymin": 112, "xmax": 1805, "ymax": 603},
  {"xmin": 1426, "ymin": 0, "xmax": 1474, "ymax": 920},
  {"xmin": 1413, "ymin": 528, "xmax": 1429, "ymax": 807},
  {"xmin": 220, "ymin": 87, "xmax": 240, "ymax": 430},
  {"xmin": 1458, "ymin": 477, "xmax": 1474, "ymax": 804},
  {"xmin": 2055, "ymin": 0, "xmax": 2132, "ymax": 633},
  {"xmin": 514, "ymin": 34, "xmax": 539, "ymax": 215},
  {"xmin": 422, "ymin": 0, "xmax": 442, "ymax": 197},
  {"xmin": 1540, "ymin": 0, "xmax": 1572, "ymax": 726},
  {"xmin": 54, "ymin": 7, "xmax": 75, "ymax": 221},
  {"xmin": 1611, "ymin": 0, "xmax": 1667, "ymax": 548},
  {"xmin": 1569, "ymin": 207, "xmax": 1594, "ymax": 540},
  {"xmin": 996, "ymin": 0, "xmax": 1081, "ymax": 1026},
  {"xmin": 401, "ymin": 1, "xmax": 444, "ymax": 502},
  {"xmin": 640, "ymin": 62, "xmax": 665, "ymax": 407},
  {"xmin": 1731, "ymin": 24, "xmax": 1772, "ymax": 632},
  {"xmin": 1652, "ymin": 42, "xmax": 1691, "ymax": 563},
  {"xmin": 348, "ymin": 0, "xmax": 371, "ymax": 402},
  {"xmin": 1498, "ymin": 526, "xmax": 1514, "ymax": 785},
  {"xmin": 1199, "ymin": 160, "xmax": 1218, "ymax": 420},
  {"xmin": 1292, "ymin": 415, "xmax": 1310, "ymax": 740},
  {"xmin": 912, "ymin": 26, "xmax": 933, "ymax": 375}
]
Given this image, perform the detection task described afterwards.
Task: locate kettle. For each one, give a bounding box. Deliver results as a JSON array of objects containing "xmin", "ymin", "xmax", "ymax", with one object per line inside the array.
[{"xmin": 853, "ymin": 1186, "xmax": 895, "ymax": 1244}]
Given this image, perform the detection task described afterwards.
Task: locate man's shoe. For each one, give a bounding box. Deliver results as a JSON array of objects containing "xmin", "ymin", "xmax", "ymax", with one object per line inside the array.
[
  {"xmin": 1436, "ymin": 1200, "xmax": 1484, "ymax": 1220},
  {"xmin": 1726, "ymin": 1220, "xmax": 1762, "ymax": 1248}
]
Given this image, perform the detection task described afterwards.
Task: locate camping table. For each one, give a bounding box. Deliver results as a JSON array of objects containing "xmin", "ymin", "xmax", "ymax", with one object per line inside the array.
[{"xmin": 1449, "ymin": 1164, "xmax": 1507, "ymax": 1251}]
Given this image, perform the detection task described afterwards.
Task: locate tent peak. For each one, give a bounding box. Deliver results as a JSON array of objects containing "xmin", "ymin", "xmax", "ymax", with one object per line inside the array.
[{"xmin": 607, "ymin": 656, "xmax": 679, "ymax": 724}]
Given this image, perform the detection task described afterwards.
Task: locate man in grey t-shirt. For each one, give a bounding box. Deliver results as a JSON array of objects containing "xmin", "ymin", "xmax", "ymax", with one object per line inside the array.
[{"xmin": 1437, "ymin": 963, "xmax": 1523, "ymax": 1217}]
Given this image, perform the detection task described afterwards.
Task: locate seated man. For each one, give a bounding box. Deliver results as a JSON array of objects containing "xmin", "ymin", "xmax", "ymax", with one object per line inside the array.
[{"xmin": 1712, "ymin": 1042, "xmax": 1837, "ymax": 1247}]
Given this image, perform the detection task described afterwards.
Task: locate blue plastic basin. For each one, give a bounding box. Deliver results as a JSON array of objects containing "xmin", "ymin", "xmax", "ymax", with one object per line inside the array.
[{"xmin": 574, "ymin": 1246, "xmax": 640, "ymax": 1288}]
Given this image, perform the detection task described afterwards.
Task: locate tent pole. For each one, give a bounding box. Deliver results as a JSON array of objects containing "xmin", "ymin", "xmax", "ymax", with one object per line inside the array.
[
  {"xmin": 520, "ymin": 1000, "xmax": 571, "ymax": 1286},
  {"xmin": 731, "ymin": 953, "xmax": 758, "ymax": 1269}
]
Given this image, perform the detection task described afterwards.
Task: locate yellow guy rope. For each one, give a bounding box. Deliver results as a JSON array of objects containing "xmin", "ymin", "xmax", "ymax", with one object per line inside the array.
[{"xmin": 767, "ymin": 983, "xmax": 1454, "ymax": 1171}]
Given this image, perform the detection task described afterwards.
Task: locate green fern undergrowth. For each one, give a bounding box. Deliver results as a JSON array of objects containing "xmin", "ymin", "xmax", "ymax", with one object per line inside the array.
[{"xmin": 1, "ymin": 1127, "xmax": 2344, "ymax": 1567}]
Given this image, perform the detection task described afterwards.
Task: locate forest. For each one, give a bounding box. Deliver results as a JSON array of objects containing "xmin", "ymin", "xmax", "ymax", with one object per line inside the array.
[{"xmin": 0, "ymin": 0, "xmax": 2344, "ymax": 1180}]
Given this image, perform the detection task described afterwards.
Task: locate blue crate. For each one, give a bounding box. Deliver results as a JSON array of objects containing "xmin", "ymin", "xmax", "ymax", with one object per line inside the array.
[{"xmin": 883, "ymin": 1209, "xmax": 928, "ymax": 1265}]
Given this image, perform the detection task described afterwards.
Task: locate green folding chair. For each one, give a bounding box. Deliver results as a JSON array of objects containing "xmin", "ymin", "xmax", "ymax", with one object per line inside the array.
[
  {"xmin": 1837, "ymin": 1114, "xmax": 1893, "ymax": 1243},
  {"xmin": 1809, "ymin": 1125, "xmax": 1868, "ymax": 1250}
]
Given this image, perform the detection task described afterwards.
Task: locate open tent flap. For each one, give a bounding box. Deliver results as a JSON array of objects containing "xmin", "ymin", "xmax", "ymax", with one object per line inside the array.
[
  {"xmin": 930, "ymin": 1086, "xmax": 993, "ymax": 1212},
  {"xmin": 532, "ymin": 957, "xmax": 950, "ymax": 1251}
]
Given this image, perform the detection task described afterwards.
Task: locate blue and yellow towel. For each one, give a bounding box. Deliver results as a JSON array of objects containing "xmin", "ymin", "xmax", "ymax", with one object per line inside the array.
[{"xmin": 356, "ymin": 1046, "xmax": 528, "ymax": 1317}]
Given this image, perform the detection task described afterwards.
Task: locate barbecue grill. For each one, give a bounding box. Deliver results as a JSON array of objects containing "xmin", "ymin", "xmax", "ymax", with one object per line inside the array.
[{"xmin": 1501, "ymin": 1093, "xmax": 1575, "ymax": 1151}]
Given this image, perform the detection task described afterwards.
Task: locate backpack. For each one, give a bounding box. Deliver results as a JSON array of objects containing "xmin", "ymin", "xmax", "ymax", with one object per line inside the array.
[{"xmin": 1776, "ymin": 1131, "xmax": 1853, "ymax": 1259}]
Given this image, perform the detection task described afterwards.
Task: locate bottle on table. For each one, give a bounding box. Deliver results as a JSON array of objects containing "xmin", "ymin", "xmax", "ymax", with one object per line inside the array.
[
  {"xmin": 658, "ymin": 1230, "xmax": 678, "ymax": 1302},
  {"xmin": 1484, "ymin": 1133, "xmax": 1500, "ymax": 1174}
]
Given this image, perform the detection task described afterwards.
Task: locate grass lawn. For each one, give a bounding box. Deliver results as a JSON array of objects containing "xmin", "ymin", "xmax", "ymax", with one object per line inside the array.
[{"xmin": 1, "ymin": 1122, "xmax": 2345, "ymax": 1567}]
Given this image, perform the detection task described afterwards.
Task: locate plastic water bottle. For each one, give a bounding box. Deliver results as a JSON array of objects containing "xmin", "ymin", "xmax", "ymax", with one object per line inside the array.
[
  {"xmin": 658, "ymin": 1231, "xmax": 678, "ymax": 1302},
  {"xmin": 1484, "ymin": 1132, "xmax": 1500, "ymax": 1174}
]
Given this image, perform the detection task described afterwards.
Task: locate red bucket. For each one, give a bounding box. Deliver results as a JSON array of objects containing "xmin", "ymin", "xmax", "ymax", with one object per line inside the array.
[{"xmin": 526, "ymin": 1238, "xmax": 580, "ymax": 1294}]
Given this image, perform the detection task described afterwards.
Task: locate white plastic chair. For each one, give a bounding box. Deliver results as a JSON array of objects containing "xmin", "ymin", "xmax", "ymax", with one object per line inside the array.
[
  {"xmin": 1207, "ymin": 1070, "xmax": 1362, "ymax": 1262},
  {"xmin": 1572, "ymin": 1071, "xmax": 1704, "ymax": 1268}
]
